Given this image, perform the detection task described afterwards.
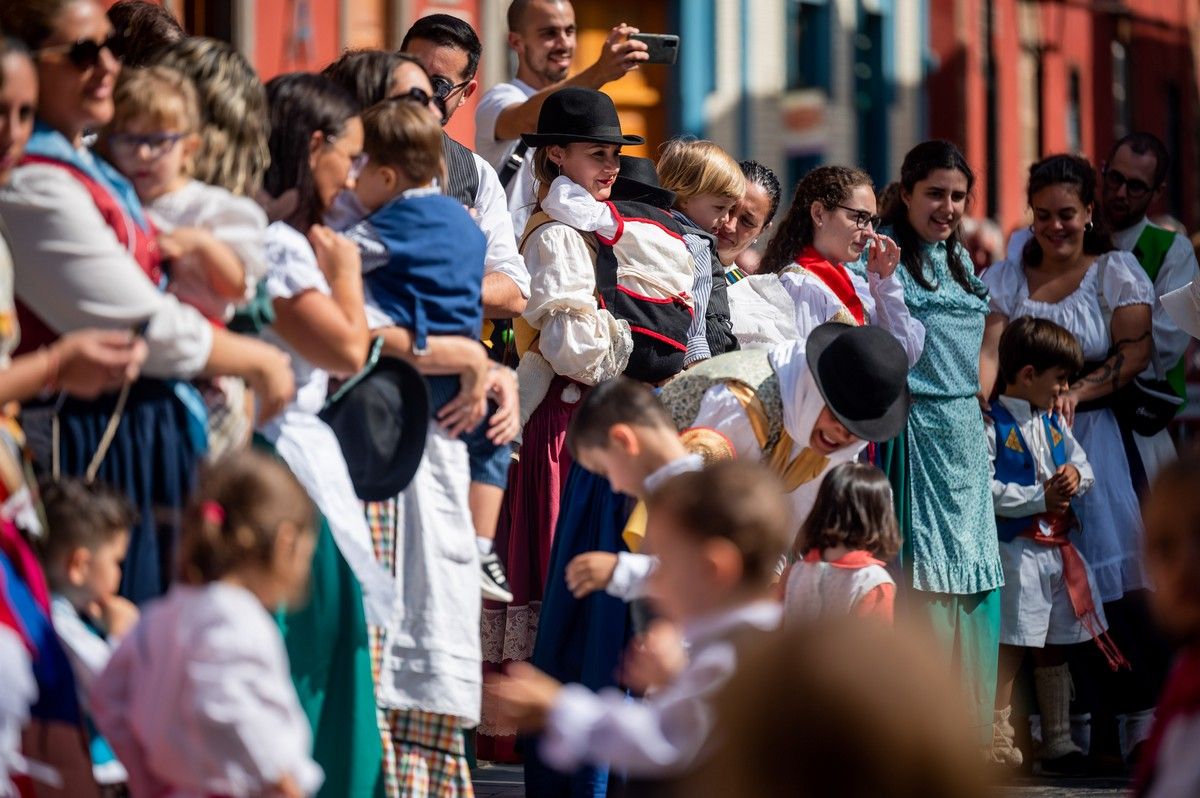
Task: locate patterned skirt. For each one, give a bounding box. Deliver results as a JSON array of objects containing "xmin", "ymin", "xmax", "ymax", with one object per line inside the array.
[
  {"xmin": 478, "ymin": 377, "xmax": 582, "ymax": 762},
  {"xmin": 367, "ymin": 498, "xmax": 474, "ymax": 798}
]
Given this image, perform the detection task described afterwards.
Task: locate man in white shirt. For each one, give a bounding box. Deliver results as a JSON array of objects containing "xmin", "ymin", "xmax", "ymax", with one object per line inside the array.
[
  {"xmin": 475, "ymin": 0, "xmax": 649, "ymax": 237},
  {"xmin": 1099, "ymin": 132, "xmax": 1199, "ymax": 481}
]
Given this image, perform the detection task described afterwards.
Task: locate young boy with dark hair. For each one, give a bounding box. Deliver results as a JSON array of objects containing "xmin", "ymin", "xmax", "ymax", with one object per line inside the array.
[
  {"xmin": 485, "ymin": 460, "xmax": 789, "ymax": 781},
  {"xmin": 40, "ymin": 478, "xmax": 137, "ymax": 787},
  {"xmin": 986, "ymin": 316, "xmax": 1120, "ymax": 775},
  {"xmin": 560, "ymin": 377, "xmax": 706, "ymax": 602}
]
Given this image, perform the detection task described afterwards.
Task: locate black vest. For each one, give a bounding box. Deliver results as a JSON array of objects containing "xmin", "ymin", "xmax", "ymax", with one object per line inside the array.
[{"xmin": 441, "ymin": 131, "xmax": 480, "ymax": 208}]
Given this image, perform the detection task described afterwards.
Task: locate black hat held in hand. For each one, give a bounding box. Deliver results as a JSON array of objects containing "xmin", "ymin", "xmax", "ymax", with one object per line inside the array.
[
  {"xmin": 521, "ymin": 87, "xmax": 644, "ymax": 148},
  {"xmin": 805, "ymin": 322, "xmax": 911, "ymax": 443},
  {"xmin": 610, "ymin": 155, "xmax": 676, "ymax": 209},
  {"xmin": 319, "ymin": 340, "xmax": 431, "ymax": 501}
]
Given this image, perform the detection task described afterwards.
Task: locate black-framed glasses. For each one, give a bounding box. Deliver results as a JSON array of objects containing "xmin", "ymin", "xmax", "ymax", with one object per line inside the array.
[
  {"xmin": 835, "ymin": 204, "xmax": 882, "ymax": 230},
  {"xmin": 37, "ymin": 32, "xmax": 125, "ymax": 70},
  {"xmin": 391, "ymin": 86, "xmax": 446, "ymax": 118},
  {"xmin": 107, "ymin": 131, "xmax": 187, "ymax": 159},
  {"xmin": 430, "ymin": 75, "xmax": 470, "ymax": 101},
  {"xmin": 1103, "ymin": 168, "xmax": 1154, "ymax": 200}
]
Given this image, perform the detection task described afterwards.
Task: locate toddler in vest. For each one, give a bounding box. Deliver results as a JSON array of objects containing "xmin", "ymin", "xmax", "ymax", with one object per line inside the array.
[
  {"xmin": 92, "ymin": 451, "xmax": 323, "ymax": 798},
  {"xmin": 1134, "ymin": 453, "xmax": 1200, "ymax": 797},
  {"xmin": 485, "ymin": 460, "xmax": 788, "ymax": 782},
  {"xmin": 106, "ymin": 65, "xmax": 268, "ymax": 458},
  {"xmin": 346, "ymin": 99, "xmax": 517, "ymax": 599},
  {"xmin": 780, "ymin": 462, "xmax": 899, "ymax": 623},
  {"xmin": 39, "ymin": 479, "xmax": 137, "ymax": 790},
  {"xmin": 987, "ymin": 316, "xmax": 1121, "ymax": 776}
]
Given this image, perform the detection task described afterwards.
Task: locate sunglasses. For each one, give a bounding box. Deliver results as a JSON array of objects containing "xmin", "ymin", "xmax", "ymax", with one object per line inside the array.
[
  {"xmin": 1103, "ymin": 168, "xmax": 1155, "ymax": 200},
  {"xmin": 392, "ymin": 86, "xmax": 446, "ymax": 115},
  {"xmin": 835, "ymin": 204, "xmax": 882, "ymax": 231},
  {"xmin": 108, "ymin": 131, "xmax": 187, "ymax": 158},
  {"xmin": 38, "ymin": 32, "xmax": 125, "ymax": 70},
  {"xmin": 431, "ymin": 75, "xmax": 471, "ymax": 102}
]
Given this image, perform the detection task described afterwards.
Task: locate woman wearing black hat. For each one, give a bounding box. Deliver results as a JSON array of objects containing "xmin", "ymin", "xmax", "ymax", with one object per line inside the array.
[{"xmin": 480, "ymin": 88, "xmax": 693, "ymax": 785}]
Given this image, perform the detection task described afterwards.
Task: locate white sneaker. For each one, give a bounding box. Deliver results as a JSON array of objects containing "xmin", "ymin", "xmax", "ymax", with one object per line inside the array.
[{"xmin": 481, "ymin": 552, "xmax": 514, "ymax": 603}]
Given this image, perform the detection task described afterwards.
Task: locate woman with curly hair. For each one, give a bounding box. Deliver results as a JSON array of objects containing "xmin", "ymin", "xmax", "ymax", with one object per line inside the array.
[{"xmin": 760, "ymin": 165, "xmax": 924, "ymax": 364}]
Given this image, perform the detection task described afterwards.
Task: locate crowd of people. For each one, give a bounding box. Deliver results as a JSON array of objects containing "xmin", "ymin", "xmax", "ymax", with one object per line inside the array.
[{"xmin": 2, "ymin": 0, "xmax": 1200, "ymax": 796}]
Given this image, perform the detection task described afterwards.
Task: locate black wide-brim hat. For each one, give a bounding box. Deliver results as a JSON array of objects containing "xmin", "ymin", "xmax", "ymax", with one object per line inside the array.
[
  {"xmin": 521, "ymin": 87, "xmax": 645, "ymax": 148},
  {"xmin": 805, "ymin": 322, "xmax": 911, "ymax": 443},
  {"xmin": 319, "ymin": 351, "xmax": 431, "ymax": 501},
  {"xmin": 611, "ymin": 155, "xmax": 675, "ymax": 209}
]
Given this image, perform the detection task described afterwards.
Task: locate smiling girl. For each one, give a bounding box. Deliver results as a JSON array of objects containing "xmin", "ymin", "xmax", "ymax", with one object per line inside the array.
[
  {"xmin": 874, "ymin": 140, "xmax": 1004, "ymax": 751},
  {"xmin": 760, "ymin": 165, "xmax": 924, "ymax": 365}
]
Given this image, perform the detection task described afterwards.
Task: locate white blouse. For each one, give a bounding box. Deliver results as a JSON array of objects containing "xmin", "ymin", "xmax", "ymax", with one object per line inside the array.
[
  {"xmin": 91, "ymin": 583, "xmax": 323, "ymax": 798},
  {"xmin": 779, "ymin": 266, "xmax": 926, "ymax": 366},
  {"xmin": 983, "ymin": 251, "xmax": 1154, "ymax": 361},
  {"xmin": 521, "ymin": 219, "xmax": 633, "ymax": 385},
  {"xmin": 148, "ymin": 179, "xmax": 268, "ymax": 322}
]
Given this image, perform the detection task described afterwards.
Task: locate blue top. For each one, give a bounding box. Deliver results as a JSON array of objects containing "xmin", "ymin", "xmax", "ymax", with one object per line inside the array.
[
  {"xmin": 989, "ymin": 401, "xmax": 1069, "ymax": 542},
  {"xmin": 347, "ymin": 189, "xmax": 487, "ymax": 350}
]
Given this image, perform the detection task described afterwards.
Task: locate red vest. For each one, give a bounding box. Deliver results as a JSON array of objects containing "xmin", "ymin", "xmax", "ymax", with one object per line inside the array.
[{"xmin": 14, "ymin": 155, "xmax": 161, "ymax": 354}]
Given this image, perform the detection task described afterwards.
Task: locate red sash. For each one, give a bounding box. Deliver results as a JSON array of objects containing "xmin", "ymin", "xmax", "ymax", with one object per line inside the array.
[
  {"xmin": 1019, "ymin": 512, "xmax": 1129, "ymax": 671},
  {"xmin": 14, "ymin": 155, "xmax": 161, "ymax": 354},
  {"xmin": 793, "ymin": 247, "xmax": 865, "ymax": 325}
]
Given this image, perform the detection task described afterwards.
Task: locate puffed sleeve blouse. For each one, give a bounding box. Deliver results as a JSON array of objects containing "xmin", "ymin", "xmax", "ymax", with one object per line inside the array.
[
  {"xmin": 983, "ymin": 251, "xmax": 1153, "ymax": 362},
  {"xmin": 520, "ymin": 220, "xmax": 634, "ymax": 384},
  {"xmin": 0, "ymin": 164, "xmax": 214, "ymax": 378}
]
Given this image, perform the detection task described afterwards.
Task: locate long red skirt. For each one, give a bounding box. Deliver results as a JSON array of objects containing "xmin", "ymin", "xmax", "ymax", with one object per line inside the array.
[{"xmin": 477, "ymin": 376, "xmax": 583, "ymax": 762}]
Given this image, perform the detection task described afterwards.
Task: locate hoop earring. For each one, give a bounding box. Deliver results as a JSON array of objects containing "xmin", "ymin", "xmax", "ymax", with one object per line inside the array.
[
  {"xmin": 1028, "ymin": 225, "xmax": 1034, "ymax": 234},
  {"xmin": 1085, "ymin": 221, "xmax": 1094, "ymax": 232}
]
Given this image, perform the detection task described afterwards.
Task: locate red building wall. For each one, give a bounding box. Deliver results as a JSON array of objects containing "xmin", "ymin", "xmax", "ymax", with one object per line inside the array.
[{"xmin": 927, "ymin": 0, "xmax": 1199, "ymax": 236}]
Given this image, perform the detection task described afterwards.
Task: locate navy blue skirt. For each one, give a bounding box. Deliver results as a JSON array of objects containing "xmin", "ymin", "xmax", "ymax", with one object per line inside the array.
[
  {"xmin": 525, "ymin": 463, "xmax": 633, "ymax": 798},
  {"xmin": 24, "ymin": 379, "xmax": 201, "ymax": 604}
]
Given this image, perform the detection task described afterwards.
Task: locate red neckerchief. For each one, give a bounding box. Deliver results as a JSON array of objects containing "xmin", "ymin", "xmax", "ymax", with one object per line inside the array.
[
  {"xmin": 1135, "ymin": 643, "xmax": 1200, "ymax": 796},
  {"xmin": 793, "ymin": 247, "xmax": 865, "ymax": 325},
  {"xmin": 802, "ymin": 548, "xmax": 886, "ymax": 569}
]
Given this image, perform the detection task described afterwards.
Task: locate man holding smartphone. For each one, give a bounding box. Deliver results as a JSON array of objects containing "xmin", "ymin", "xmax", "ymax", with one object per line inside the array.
[{"xmin": 475, "ymin": 0, "xmax": 649, "ymax": 237}]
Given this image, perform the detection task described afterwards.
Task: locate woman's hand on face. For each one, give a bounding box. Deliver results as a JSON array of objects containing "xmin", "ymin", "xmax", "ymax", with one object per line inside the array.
[
  {"xmin": 53, "ymin": 329, "xmax": 148, "ymax": 398},
  {"xmin": 307, "ymin": 225, "xmax": 360, "ymax": 283},
  {"xmin": 865, "ymin": 233, "xmax": 901, "ymax": 279}
]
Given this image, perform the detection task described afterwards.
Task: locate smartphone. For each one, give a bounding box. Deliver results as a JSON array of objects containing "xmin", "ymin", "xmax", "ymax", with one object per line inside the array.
[{"xmin": 630, "ymin": 33, "xmax": 679, "ymax": 65}]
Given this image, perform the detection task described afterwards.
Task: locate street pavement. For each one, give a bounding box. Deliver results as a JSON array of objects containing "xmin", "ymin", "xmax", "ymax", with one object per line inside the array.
[{"xmin": 471, "ymin": 765, "xmax": 1132, "ymax": 796}]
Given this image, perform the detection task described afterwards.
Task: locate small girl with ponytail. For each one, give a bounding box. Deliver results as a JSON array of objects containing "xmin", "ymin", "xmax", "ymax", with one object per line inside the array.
[{"xmin": 91, "ymin": 451, "xmax": 324, "ymax": 798}]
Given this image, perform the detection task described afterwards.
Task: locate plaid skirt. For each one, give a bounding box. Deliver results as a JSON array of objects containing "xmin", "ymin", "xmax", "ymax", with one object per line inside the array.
[{"xmin": 367, "ymin": 498, "xmax": 475, "ymax": 798}]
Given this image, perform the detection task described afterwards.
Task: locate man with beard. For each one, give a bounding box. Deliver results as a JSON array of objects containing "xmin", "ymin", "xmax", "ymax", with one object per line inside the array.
[
  {"xmin": 476, "ymin": 0, "xmax": 648, "ymax": 236},
  {"xmin": 1101, "ymin": 132, "xmax": 1199, "ymax": 481}
]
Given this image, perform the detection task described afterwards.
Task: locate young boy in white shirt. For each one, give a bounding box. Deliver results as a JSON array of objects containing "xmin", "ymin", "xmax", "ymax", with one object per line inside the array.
[
  {"xmin": 987, "ymin": 316, "xmax": 1123, "ymax": 775},
  {"xmin": 485, "ymin": 459, "xmax": 789, "ymax": 783}
]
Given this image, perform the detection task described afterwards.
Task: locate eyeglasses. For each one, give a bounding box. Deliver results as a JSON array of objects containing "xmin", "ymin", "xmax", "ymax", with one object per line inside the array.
[
  {"xmin": 107, "ymin": 131, "xmax": 186, "ymax": 159},
  {"xmin": 1103, "ymin": 168, "xmax": 1155, "ymax": 200},
  {"xmin": 835, "ymin": 205, "xmax": 882, "ymax": 231},
  {"xmin": 430, "ymin": 75, "xmax": 470, "ymax": 102},
  {"xmin": 323, "ymin": 132, "xmax": 370, "ymax": 181},
  {"xmin": 37, "ymin": 32, "xmax": 125, "ymax": 70}
]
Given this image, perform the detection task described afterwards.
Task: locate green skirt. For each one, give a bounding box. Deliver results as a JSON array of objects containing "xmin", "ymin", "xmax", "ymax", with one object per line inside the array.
[{"xmin": 256, "ymin": 435, "xmax": 384, "ymax": 798}]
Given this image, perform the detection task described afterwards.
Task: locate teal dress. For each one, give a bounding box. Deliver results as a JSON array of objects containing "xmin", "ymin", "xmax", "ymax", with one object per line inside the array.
[{"xmin": 858, "ymin": 235, "xmax": 1003, "ymax": 744}]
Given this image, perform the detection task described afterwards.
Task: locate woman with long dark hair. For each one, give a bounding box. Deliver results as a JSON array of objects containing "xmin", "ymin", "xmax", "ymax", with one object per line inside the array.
[
  {"xmin": 980, "ymin": 153, "xmax": 1156, "ymax": 762},
  {"xmin": 874, "ymin": 140, "xmax": 1004, "ymax": 748}
]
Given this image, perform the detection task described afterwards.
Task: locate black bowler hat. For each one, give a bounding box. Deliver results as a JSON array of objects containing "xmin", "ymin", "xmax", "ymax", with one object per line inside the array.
[
  {"xmin": 805, "ymin": 322, "xmax": 911, "ymax": 443},
  {"xmin": 611, "ymin": 155, "xmax": 676, "ymax": 209},
  {"xmin": 521, "ymin": 87, "xmax": 645, "ymax": 148},
  {"xmin": 319, "ymin": 341, "xmax": 431, "ymax": 501}
]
